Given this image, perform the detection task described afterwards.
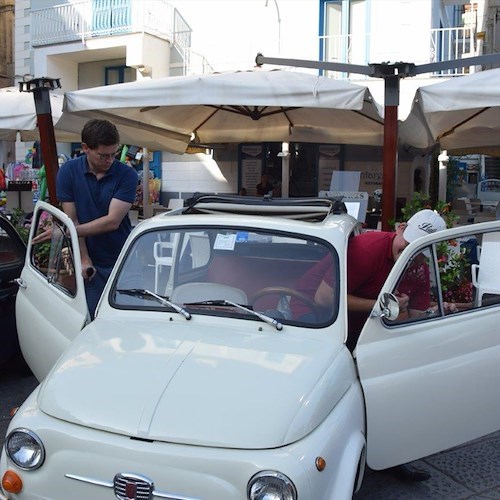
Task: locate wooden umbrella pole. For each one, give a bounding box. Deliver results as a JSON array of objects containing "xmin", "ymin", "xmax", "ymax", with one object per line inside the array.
[{"xmin": 20, "ymin": 78, "xmax": 61, "ymax": 207}]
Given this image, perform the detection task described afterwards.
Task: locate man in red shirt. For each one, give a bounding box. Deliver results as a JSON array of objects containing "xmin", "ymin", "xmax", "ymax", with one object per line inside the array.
[
  {"xmin": 311, "ymin": 208, "xmax": 447, "ymax": 482},
  {"xmin": 345, "ymin": 209, "xmax": 446, "ymax": 344}
]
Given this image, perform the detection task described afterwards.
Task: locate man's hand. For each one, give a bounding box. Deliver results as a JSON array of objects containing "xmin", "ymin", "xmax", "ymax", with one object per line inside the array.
[
  {"xmin": 81, "ymin": 257, "xmax": 96, "ymax": 281},
  {"xmin": 394, "ymin": 291, "xmax": 410, "ymax": 313},
  {"xmin": 32, "ymin": 226, "xmax": 53, "ymax": 245}
]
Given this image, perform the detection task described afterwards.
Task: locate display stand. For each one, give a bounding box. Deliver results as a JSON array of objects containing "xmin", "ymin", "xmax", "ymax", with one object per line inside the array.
[{"xmin": 6, "ymin": 181, "xmax": 33, "ymax": 213}]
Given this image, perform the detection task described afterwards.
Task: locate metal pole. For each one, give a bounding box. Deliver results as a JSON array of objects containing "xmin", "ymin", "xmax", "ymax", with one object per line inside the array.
[
  {"xmin": 265, "ymin": 0, "xmax": 281, "ymax": 54},
  {"xmin": 19, "ymin": 78, "xmax": 61, "ymax": 207},
  {"xmin": 142, "ymin": 147, "xmax": 153, "ymax": 218},
  {"xmin": 255, "ymin": 52, "xmax": 500, "ymax": 228},
  {"xmin": 381, "ymin": 75, "xmax": 400, "ymax": 231}
]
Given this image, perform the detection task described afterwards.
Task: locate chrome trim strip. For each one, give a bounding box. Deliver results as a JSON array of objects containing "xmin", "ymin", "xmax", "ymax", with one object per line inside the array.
[
  {"xmin": 65, "ymin": 473, "xmax": 113, "ymax": 488},
  {"xmin": 65, "ymin": 473, "xmax": 203, "ymax": 500}
]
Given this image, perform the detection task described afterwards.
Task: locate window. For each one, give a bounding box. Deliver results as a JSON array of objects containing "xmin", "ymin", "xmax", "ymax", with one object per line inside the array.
[
  {"xmin": 105, "ymin": 65, "xmax": 134, "ymax": 85},
  {"xmin": 389, "ymin": 230, "xmax": 500, "ymax": 325},
  {"xmin": 31, "ymin": 210, "xmax": 77, "ymax": 297},
  {"xmin": 320, "ymin": 0, "xmax": 367, "ymax": 69},
  {"xmin": 112, "ymin": 227, "xmax": 338, "ymax": 327}
]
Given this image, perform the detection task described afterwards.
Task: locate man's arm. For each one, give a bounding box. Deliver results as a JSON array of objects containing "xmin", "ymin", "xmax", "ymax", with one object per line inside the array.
[
  {"xmin": 347, "ymin": 294, "xmax": 376, "ymax": 313},
  {"xmin": 61, "ymin": 201, "xmax": 94, "ymax": 276},
  {"xmin": 73, "ymin": 198, "xmax": 132, "ymax": 237}
]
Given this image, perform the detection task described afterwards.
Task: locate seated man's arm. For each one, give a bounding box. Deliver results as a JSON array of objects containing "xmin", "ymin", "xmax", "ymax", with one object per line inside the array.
[{"xmin": 314, "ymin": 279, "xmax": 334, "ymax": 308}]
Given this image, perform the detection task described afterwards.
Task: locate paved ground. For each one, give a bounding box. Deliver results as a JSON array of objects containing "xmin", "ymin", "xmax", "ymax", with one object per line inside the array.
[
  {"xmin": 1, "ymin": 356, "xmax": 499, "ymax": 499},
  {"xmin": 354, "ymin": 431, "xmax": 500, "ymax": 499}
]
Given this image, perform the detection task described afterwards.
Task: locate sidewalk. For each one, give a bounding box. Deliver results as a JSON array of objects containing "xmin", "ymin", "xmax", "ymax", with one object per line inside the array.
[{"xmin": 355, "ymin": 431, "xmax": 500, "ymax": 499}]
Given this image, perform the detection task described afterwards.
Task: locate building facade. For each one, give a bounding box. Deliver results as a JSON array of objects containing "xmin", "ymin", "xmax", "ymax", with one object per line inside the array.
[{"xmin": 4, "ymin": 0, "xmax": 500, "ymax": 212}]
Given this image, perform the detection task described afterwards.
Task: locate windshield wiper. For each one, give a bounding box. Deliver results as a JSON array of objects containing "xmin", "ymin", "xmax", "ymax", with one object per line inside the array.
[
  {"xmin": 116, "ymin": 288, "xmax": 191, "ymax": 320},
  {"xmin": 184, "ymin": 299, "xmax": 283, "ymax": 331}
]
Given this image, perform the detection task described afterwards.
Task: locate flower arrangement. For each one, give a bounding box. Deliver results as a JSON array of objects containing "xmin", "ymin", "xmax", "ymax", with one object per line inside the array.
[
  {"xmin": 11, "ymin": 207, "xmax": 52, "ymax": 269},
  {"xmin": 436, "ymin": 240, "xmax": 474, "ymax": 304}
]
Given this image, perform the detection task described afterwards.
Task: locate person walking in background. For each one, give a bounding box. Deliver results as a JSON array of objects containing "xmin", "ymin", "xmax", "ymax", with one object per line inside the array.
[{"xmin": 57, "ymin": 119, "xmax": 138, "ymax": 318}]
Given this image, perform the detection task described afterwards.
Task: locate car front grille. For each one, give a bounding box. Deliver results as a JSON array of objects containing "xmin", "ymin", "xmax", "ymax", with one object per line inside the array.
[{"xmin": 114, "ymin": 473, "xmax": 154, "ymax": 500}]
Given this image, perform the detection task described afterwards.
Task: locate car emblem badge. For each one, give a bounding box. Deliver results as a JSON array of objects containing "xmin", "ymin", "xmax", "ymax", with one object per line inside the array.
[
  {"xmin": 126, "ymin": 481, "xmax": 137, "ymax": 498},
  {"xmin": 114, "ymin": 473, "xmax": 154, "ymax": 500}
]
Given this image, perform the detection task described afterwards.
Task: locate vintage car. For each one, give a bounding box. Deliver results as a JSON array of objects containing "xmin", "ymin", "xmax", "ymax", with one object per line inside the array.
[
  {"xmin": 0, "ymin": 213, "xmax": 26, "ymax": 366},
  {"xmin": 1, "ymin": 195, "xmax": 500, "ymax": 500}
]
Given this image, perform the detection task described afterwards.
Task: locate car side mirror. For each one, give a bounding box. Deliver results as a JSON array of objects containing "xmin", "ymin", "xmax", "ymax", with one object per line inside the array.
[{"xmin": 371, "ymin": 292, "xmax": 400, "ymax": 321}]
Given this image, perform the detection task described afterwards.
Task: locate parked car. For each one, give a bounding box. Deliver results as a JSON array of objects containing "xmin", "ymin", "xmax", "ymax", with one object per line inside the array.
[
  {"xmin": 1, "ymin": 196, "xmax": 500, "ymax": 500},
  {"xmin": 0, "ymin": 212, "xmax": 26, "ymax": 366}
]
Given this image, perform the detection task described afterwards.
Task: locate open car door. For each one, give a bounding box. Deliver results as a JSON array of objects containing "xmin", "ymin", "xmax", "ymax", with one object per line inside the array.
[
  {"xmin": 356, "ymin": 222, "xmax": 500, "ymax": 470},
  {"xmin": 0, "ymin": 213, "xmax": 26, "ymax": 363},
  {"xmin": 16, "ymin": 201, "xmax": 89, "ymax": 381}
]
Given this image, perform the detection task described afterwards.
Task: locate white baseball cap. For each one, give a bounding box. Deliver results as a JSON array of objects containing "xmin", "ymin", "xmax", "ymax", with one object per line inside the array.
[{"xmin": 403, "ymin": 209, "xmax": 447, "ymax": 243}]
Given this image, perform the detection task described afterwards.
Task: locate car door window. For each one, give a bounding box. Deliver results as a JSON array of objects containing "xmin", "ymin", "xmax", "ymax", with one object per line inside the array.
[
  {"xmin": 388, "ymin": 229, "xmax": 500, "ymax": 325},
  {"xmin": 0, "ymin": 224, "xmax": 23, "ymax": 266},
  {"xmin": 390, "ymin": 246, "xmax": 439, "ymax": 323},
  {"xmin": 31, "ymin": 209, "xmax": 77, "ymax": 296}
]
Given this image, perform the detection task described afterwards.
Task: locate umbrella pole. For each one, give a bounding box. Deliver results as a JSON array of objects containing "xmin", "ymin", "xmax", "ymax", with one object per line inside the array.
[
  {"xmin": 281, "ymin": 142, "xmax": 290, "ymax": 198},
  {"xmin": 381, "ymin": 75, "xmax": 399, "ymax": 231},
  {"xmin": 19, "ymin": 78, "xmax": 61, "ymax": 208},
  {"xmin": 142, "ymin": 147, "xmax": 153, "ymax": 219}
]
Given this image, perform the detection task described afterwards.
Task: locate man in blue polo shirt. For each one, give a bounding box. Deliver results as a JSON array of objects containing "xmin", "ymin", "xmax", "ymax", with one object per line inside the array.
[{"xmin": 57, "ymin": 119, "xmax": 138, "ymax": 318}]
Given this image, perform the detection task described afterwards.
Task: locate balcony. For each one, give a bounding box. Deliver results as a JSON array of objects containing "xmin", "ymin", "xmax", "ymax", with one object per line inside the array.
[
  {"xmin": 31, "ymin": 0, "xmax": 192, "ymax": 63},
  {"xmin": 319, "ymin": 26, "xmax": 479, "ymax": 78}
]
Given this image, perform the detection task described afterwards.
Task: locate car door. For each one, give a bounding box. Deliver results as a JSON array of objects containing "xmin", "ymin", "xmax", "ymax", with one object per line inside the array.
[
  {"xmin": 356, "ymin": 222, "xmax": 500, "ymax": 470},
  {"xmin": 0, "ymin": 213, "xmax": 26, "ymax": 363},
  {"xmin": 16, "ymin": 201, "xmax": 89, "ymax": 381}
]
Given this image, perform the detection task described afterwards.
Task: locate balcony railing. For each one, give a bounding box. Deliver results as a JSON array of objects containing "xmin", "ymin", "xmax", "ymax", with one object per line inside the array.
[
  {"xmin": 320, "ymin": 26, "xmax": 478, "ymax": 78},
  {"xmin": 31, "ymin": 0, "xmax": 192, "ymax": 69}
]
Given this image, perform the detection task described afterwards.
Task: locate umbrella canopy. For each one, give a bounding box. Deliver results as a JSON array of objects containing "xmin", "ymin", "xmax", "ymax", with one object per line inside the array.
[
  {"xmin": 399, "ymin": 68, "xmax": 500, "ymax": 153},
  {"xmin": 61, "ymin": 69, "xmax": 385, "ymax": 153},
  {"xmin": 0, "ymin": 86, "xmax": 80, "ymax": 143}
]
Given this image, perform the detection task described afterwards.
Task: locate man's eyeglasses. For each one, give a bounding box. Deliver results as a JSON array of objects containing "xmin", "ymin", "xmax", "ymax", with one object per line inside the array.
[{"xmin": 95, "ymin": 151, "xmax": 119, "ymax": 161}]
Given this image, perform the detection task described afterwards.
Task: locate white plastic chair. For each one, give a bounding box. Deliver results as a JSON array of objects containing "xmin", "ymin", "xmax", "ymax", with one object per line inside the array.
[
  {"xmin": 471, "ymin": 232, "xmax": 500, "ymax": 306},
  {"xmin": 154, "ymin": 238, "xmax": 178, "ymax": 295}
]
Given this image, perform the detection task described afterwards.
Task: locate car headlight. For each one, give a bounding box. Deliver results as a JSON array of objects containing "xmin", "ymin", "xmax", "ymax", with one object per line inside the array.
[
  {"xmin": 247, "ymin": 470, "xmax": 297, "ymax": 500},
  {"xmin": 5, "ymin": 428, "xmax": 45, "ymax": 470}
]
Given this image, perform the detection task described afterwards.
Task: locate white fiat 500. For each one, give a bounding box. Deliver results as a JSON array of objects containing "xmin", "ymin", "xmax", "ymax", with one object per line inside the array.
[{"xmin": 2, "ymin": 196, "xmax": 500, "ymax": 500}]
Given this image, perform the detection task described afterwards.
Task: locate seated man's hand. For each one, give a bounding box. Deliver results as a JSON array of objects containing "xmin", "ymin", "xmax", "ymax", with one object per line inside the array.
[{"xmin": 443, "ymin": 301, "xmax": 458, "ymax": 314}]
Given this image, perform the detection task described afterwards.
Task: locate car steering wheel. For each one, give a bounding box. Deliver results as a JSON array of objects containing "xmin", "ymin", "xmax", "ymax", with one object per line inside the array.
[{"xmin": 250, "ymin": 286, "xmax": 320, "ymax": 318}]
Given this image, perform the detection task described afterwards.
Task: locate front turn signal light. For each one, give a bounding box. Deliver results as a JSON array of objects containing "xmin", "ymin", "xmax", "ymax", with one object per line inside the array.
[{"xmin": 2, "ymin": 469, "xmax": 23, "ymax": 493}]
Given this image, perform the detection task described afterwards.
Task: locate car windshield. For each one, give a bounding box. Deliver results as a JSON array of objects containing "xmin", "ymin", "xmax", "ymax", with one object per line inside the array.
[{"xmin": 111, "ymin": 226, "xmax": 340, "ymax": 327}]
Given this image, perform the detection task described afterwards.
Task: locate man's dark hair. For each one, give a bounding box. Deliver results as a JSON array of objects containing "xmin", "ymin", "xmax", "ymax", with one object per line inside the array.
[{"xmin": 81, "ymin": 119, "xmax": 120, "ymax": 149}]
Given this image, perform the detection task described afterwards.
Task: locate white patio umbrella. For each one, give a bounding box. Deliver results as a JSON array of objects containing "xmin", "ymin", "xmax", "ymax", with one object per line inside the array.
[
  {"xmin": 0, "ymin": 86, "xmax": 81, "ymax": 142},
  {"xmin": 0, "ymin": 87, "xmax": 190, "ymax": 153},
  {"xmin": 61, "ymin": 69, "xmax": 385, "ymax": 150},
  {"xmin": 399, "ymin": 68, "xmax": 500, "ymax": 153}
]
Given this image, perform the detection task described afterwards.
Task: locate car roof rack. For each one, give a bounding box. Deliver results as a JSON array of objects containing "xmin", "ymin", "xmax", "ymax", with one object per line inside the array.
[{"xmin": 182, "ymin": 194, "xmax": 347, "ymax": 221}]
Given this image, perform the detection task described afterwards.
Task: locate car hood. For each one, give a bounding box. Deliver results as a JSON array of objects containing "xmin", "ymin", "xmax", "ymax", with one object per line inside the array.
[{"xmin": 38, "ymin": 317, "xmax": 354, "ymax": 448}]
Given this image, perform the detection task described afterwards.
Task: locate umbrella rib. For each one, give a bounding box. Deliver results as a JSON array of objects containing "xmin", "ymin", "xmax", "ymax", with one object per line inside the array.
[
  {"xmin": 89, "ymin": 110, "xmax": 191, "ymax": 142},
  {"xmin": 352, "ymin": 109, "xmax": 384, "ymax": 126},
  {"xmin": 193, "ymin": 107, "xmax": 222, "ymax": 134},
  {"xmin": 437, "ymin": 107, "xmax": 489, "ymax": 140},
  {"xmin": 205, "ymin": 105, "xmax": 300, "ymax": 119}
]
